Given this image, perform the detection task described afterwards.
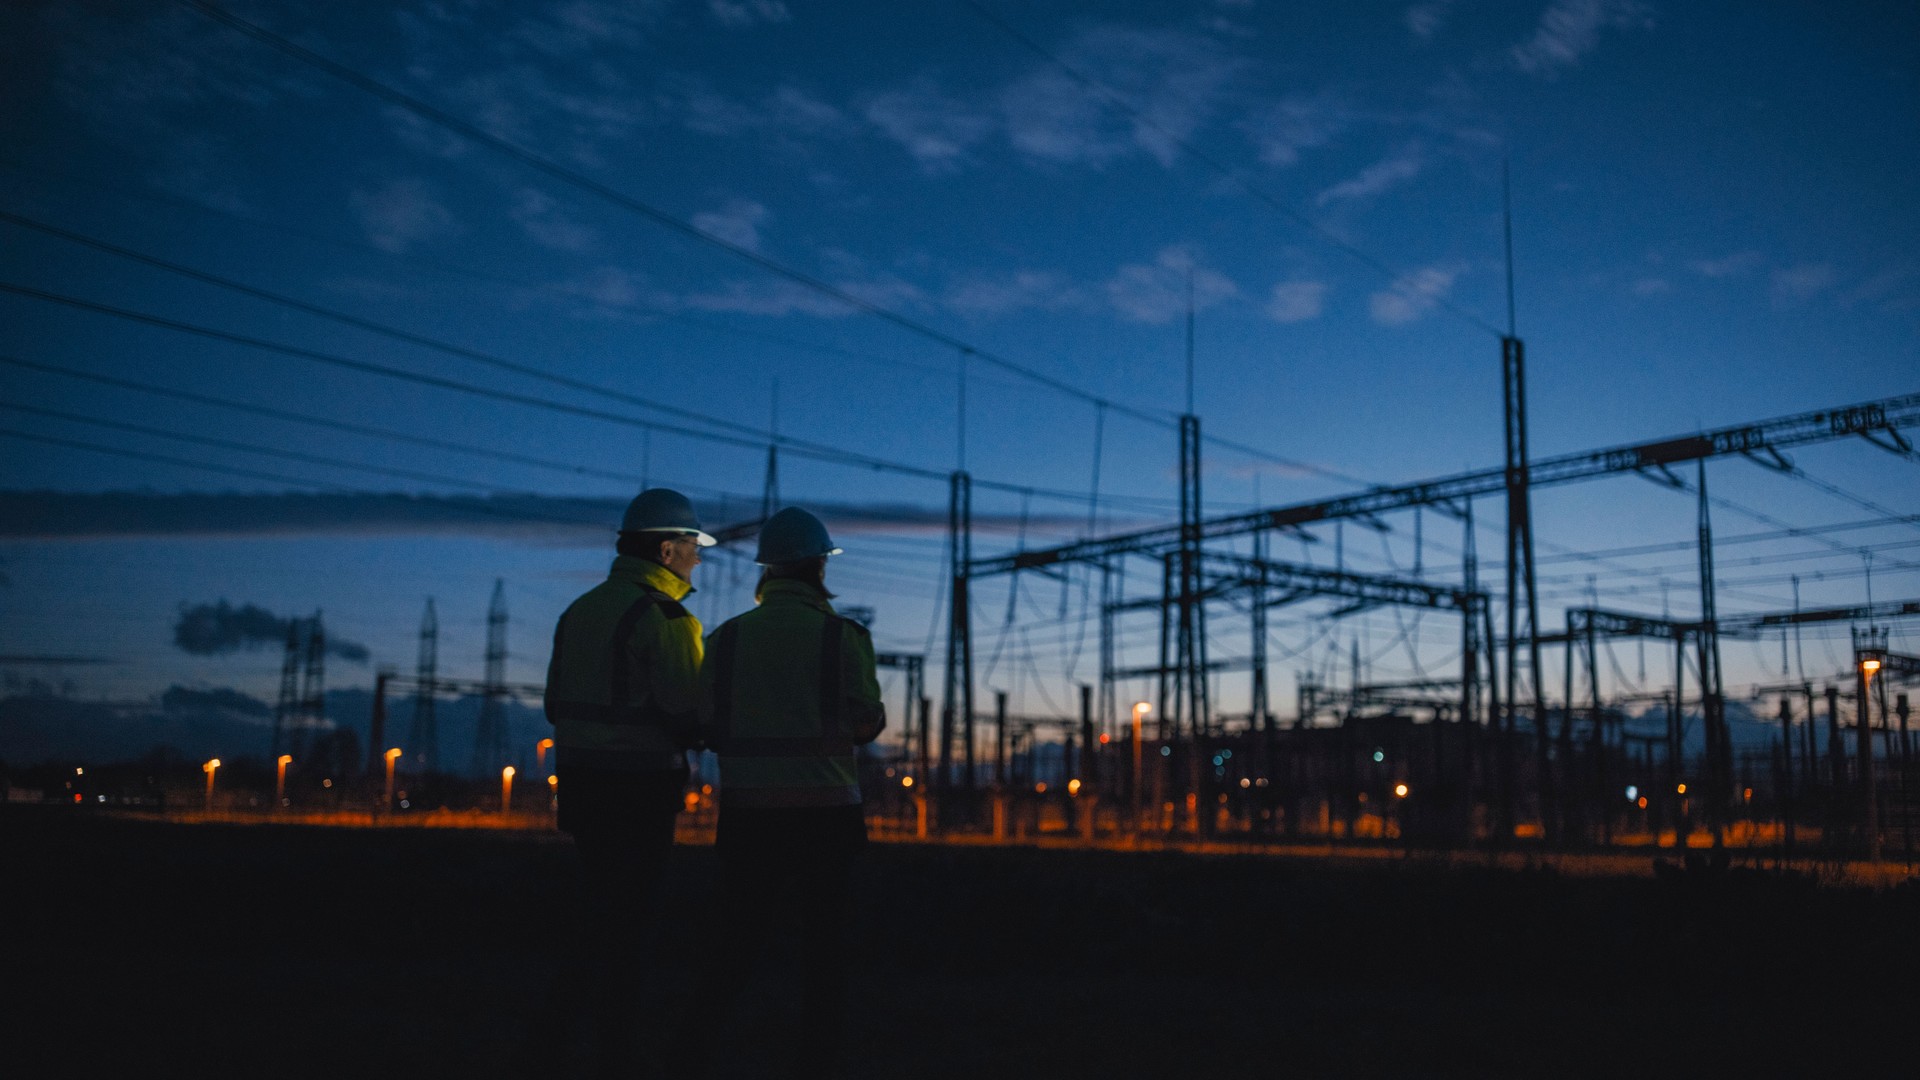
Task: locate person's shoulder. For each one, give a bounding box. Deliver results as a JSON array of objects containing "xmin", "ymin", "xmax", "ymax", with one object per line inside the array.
[
  {"xmin": 641, "ymin": 589, "xmax": 693, "ymax": 622},
  {"xmin": 835, "ymin": 615, "xmax": 871, "ymax": 639}
]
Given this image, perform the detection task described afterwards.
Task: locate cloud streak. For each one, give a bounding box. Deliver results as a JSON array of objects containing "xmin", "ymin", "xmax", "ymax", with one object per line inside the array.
[
  {"xmin": 1511, "ymin": 0, "xmax": 1654, "ymax": 78},
  {"xmin": 1104, "ymin": 247, "xmax": 1239, "ymax": 324},
  {"xmin": 173, "ymin": 601, "xmax": 370, "ymax": 663},
  {"xmin": 1370, "ymin": 262, "xmax": 1467, "ymax": 324},
  {"xmin": 0, "ymin": 491, "xmax": 1083, "ymax": 545},
  {"xmin": 1315, "ymin": 142, "xmax": 1426, "ymax": 206}
]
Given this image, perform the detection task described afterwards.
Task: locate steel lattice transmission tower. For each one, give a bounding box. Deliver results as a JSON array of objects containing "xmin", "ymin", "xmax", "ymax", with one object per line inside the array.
[
  {"xmin": 410, "ymin": 598, "xmax": 438, "ymax": 770},
  {"xmin": 272, "ymin": 618, "xmax": 300, "ymax": 761},
  {"xmin": 472, "ymin": 580, "xmax": 509, "ymax": 776}
]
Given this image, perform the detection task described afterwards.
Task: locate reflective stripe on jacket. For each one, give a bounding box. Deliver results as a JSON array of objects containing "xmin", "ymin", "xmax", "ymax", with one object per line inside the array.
[
  {"xmin": 698, "ymin": 578, "xmax": 885, "ymax": 808},
  {"xmin": 545, "ymin": 556, "xmax": 703, "ymax": 772}
]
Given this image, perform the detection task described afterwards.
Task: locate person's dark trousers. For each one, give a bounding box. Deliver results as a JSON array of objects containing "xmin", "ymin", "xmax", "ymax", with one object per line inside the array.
[
  {"xmin": 674, "ymin": 804, "xmax": 865, "ymax": 1080},
  {"xmin": 528, "ymin": 764, "xmax": 685, "ymax": 1078}
]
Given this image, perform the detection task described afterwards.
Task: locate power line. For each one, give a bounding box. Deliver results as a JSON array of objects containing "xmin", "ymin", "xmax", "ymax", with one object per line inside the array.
[
  {"xmin": 0, "ymin": 280, "xmax": 1161, "ymax": 509},
  {"xmin": 0, "ymin": 399, "xmax": 534, "ymax": 494},
  {"xmin": 0, "ymin": 354, "xmax": 652, "ymax": 488},
  {"xmin": 0, "ymin": 209, "xmax": 960, "ymax": 471},
  {"xmin": 0, "ymin": 156, "xmax": 1062, "ymax": 396},
  {"xmin": 178, "ymin": 0, "xmax": 1185, "ymax": 435}
]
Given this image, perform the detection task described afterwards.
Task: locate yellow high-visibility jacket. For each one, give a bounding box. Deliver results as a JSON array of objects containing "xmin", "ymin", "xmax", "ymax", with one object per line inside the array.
[
  {"xmin": 697, "ymin": 579, "xmax": 885, "ymax": 808},
  {"xmin": 545, "ymin": 556, "xmax": 703, "ymax": 772}
]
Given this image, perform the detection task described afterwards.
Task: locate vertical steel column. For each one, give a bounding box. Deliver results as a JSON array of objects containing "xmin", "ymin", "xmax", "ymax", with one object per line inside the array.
[
  {"xmin": 1502, "ymin": 336, "xmax": 1549, "ymax": 839},
  {"xmin": 1079, "ymin": 683, "xmax": 1094, "ymax": 789},
  {"xmin": 411, "ymin": 598, "xmax": 438, "ymax": 771},
  {"xmin": 994, "ymin": 690, "xmax": 1009, "ymax": 788},
  {"xmin": 368, "ymin": 669, "xmax": 390, "ymax": 781},
  {"xmin": 474, "ymin": 581, "xmax": 508, "ymax": 777},
  {"xmin": 1588, "ymin": 617, "xmax": 1607, "ymax": 844},
  {"xmin": 1853, "ymin": 630, "xmax": 1881, "ymax": 862},
  {"xmin": 1177, "ymin": 414, "xmax": 1208, "ymax": 833},
  {"xmin": 1669, "ymin": 637, "xmax": 1684, "ymax": 844},
  {"xmin": 300, "ymin": 612, "xmax": 327, "ymax": 767},
  {"xmin": 1098, "ymin": 558, "xmax": 1116, "ymax": 792},
  {"xmin": 1251, "ymin": 531, "xmax": 1272, "ymax": 792},
  {"xmin": 273, "ymin": 620, "xmax": 300, "ymax": 762},
  {"xmin": 1779, "ymin": 695, "xmax": 1796, "ymax": 854},
  {"xmin": 943, "ymin": 470, "xmax": 974, "ymax": 794},
  {"xmin": 1695, "ymin": 463, "xmax": 1729, "ymax": 851}
]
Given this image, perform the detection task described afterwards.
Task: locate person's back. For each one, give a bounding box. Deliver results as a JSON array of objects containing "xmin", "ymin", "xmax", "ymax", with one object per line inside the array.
[
  {"xmin": 537, "ymin": 487, "xmax": 714, "ymax": 1076},
  {"xmin": 678, "ymin": 507, "xmax": 883, "ymax": 1080},
  {"xmin": 704, "ymin": 575, "xmax": 884, "ymax": 807}
]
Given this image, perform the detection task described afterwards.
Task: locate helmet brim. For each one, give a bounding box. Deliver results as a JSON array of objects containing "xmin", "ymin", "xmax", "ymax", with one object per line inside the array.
[{"xmin": 753, "ymin": 546, "xmax": 842, "ymax": 566}]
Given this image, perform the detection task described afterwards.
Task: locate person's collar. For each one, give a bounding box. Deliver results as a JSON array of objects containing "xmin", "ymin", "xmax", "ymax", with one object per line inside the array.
[
  {"xmin": 756, "ymin": 576, "xmax": 832, "ymax": 610},
  {"xmin": 610, "ymin": 554, "xmax": 694, "ymax": 601}
]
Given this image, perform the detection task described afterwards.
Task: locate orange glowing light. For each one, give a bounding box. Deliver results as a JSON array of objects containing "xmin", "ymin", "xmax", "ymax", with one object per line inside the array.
[
  {"xmin": 1676, "ymin": 783, "xmax": 1687, "ymax": 795},
  {"xmin": 901, "ymin": 776, "xmax": 915, "ymax": 788},
  {"xmin": 277, "ymin": 755, "xmax": 291, "ymax": 766},
  {"xmin": 1743, "ymin": 787, "xmax": 1753, "ymax": 802},
  {"xmin": 548, "ymin": 774, "xmax": 558, "ymax": 786},
  {"xmin": 385, "ymin": 747, "xmax": 403, "ymax": 762},
  {"xmin": 75, "ymin": 767, "xmax": 84, "ymax": 776},
  {"xmin": 1098, "ymin": 733, "xmax": 1110, "ymax": 745},
  {"xmin": 683, "ymin": 792, "xmax": 700, "ymax": 811},
  {"xmin": 1393, "ymin": 783, "xmax": 1410, "ymax": 798},
  {"xmin": 700, "ymin": 784, "xmax": 713, "ymax": 795},
  {"xmin": 1067, "ymin": 778, "xmax": 1081, "ymax": 796},
  {"xmin": 1035, "ymin": 782, "xmax": 1048, "ymax": 794},
  {"xmin": 538, "ymin": 738, "xmax": 554, "ymax": 750},
  {"xmin": 1637, "ymin": 796, "xmax": 1648, "ymax": 809},
  {"xmin": 1862, "ymin": 658, "xmax": 1882, "ymax": 673},
  {"xmin": 204, "ymin": 758, "xmax": 221, "ymax": 772}
]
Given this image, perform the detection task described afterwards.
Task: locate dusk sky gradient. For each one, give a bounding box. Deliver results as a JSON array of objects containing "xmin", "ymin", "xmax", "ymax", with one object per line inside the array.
[{"xmin": 2, "ymin": 0, "xmax": 1916, "ymax": 748}]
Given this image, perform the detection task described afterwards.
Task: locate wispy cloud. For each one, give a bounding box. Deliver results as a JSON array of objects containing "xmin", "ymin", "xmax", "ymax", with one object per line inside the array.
[
  {"xmin": 685, "ymin": 271, "xmax": 926, "ymax": 318},
  {"xmin": 1369, "ymin": 262, "xmax": 1466, "ymax": 324},
  {"xmin": 677, "ymin": 83, "xmax": 853, "ymax": 139},
  {"xmin": 1243, "ymin": 92, "xmax": 1350, "ymax": 168},
  {"xmin": 1688, "ymin": 250, "xmax": 1764, "ymax": 278},
  {"xmin": 1265, "ymin": 280, "xmax": 1327, "ymax": 323},
  {"xmin": 1105, "ymin": 247, "xmax": 1239, "ymax": 324},
  {"xmin": 1512, "ymin": 0, "xmax": 1654, "ymax": 78},
  {"xmin": 1000, "ymin": 25, "xmax": 1242, "ymax": 169},
  {"xmin": 0, "ymin": 491, "xmax": 1070, "ymax": 544},
  {"xmin": 351, "ymin": 178, "xmax": 462, "ymax": 253},
  {"xmin": 1845, "ymin": 265, "xmax": 1920, "ymax": 313},
  {"xmin": 863, "ymin": 80, "xmax": 995, "ymax": 172},
  {"xmin": 1316, "ymin": 142, "xmax": 1426, "ymax": 206},
  {"xmin": 943, "ymin": 271, "xmax": 1088, "ymax": 316},
  {"xmin": 708, "ymin": 0, "xmax": 792, "ymax": 28},
  {"xmin": 1771, "ymin": 263, "xmax": 1836, "ymax": 305},
  {"xmin": 551, "ymin": 266, "xmax": 674, "ymax": 315},
  {"xmin": 1406, "ymin": 1, "xmax": 1457, "ymax": 40},
  {"xmin": 1629, "ymin": 277, "xmax": 1671, "ymax": 296},
  {"xmin": 510, "ymin": 188, "xmax": 598, "ymax": 251},
  {"xmin": 691, "ymin": 199, "xmax": 771, "ymax": 252},
  {"xmin": 504, "ymin": 1, "xmax": 667, "ymax": 56}
]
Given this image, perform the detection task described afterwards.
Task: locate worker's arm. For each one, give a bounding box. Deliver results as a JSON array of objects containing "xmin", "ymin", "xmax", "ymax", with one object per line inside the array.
[
  {"xmin": 638, "ymin": 606, "xmax": 705, "ymax": 749},
  {"xmin": 841, "ymin": 620, "xmax": 886, "ymax": 745}
]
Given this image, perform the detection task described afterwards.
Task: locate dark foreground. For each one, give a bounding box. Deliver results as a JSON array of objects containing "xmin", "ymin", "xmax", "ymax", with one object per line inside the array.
[{"xmin": 9, "ymin": 807, "xmax": 1919, "ymax": 1079}]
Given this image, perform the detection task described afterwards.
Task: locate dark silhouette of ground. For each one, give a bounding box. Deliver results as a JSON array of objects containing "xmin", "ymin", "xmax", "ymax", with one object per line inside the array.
[{"xmin": 9, "ymin": 806, "xmax": 1916, "ymax": 1078}]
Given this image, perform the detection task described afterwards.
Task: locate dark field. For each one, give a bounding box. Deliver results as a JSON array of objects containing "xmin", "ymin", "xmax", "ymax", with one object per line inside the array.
[{"xmin": 9, "ymin": 806, "xmax": 1919, "ymax": 1079}]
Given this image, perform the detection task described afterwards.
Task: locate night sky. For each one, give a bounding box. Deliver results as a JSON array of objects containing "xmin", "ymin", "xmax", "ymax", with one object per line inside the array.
[{"xmin": 2, "ymin": 1, "xmax": 1915, "ymax": 743}]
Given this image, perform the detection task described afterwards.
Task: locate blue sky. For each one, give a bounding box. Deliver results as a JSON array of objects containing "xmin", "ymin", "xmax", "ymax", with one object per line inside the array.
[{"xmin": 2, "ymin": 0, "xmax": 1916, "ymax": 748}]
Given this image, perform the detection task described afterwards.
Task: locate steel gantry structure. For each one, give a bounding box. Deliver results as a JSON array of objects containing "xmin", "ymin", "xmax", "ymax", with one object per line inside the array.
[{"xmin": 940, "ymin": 382, "xmax": 1920, "ymax": 844}]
